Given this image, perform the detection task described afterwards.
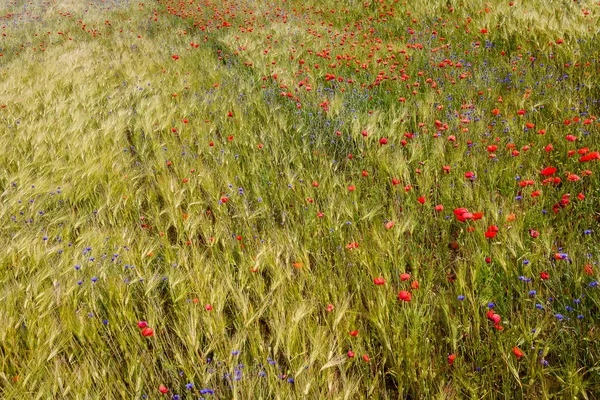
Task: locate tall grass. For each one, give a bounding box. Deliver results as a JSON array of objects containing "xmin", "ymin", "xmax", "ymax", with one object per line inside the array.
[{"xmin": 1, "ymin": 0, "xmax": 599, "ymax": 398}]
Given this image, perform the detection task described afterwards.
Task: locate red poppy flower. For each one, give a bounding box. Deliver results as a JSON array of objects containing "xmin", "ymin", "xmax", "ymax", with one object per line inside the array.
[
  {"xmin": 529, "ymin": 229, "xmax": 539, "ymax": 238},
  {"xmin": 512, "ymin": 347, "xmax": 524, "ymax": 359},
  {"xmin": 398, "ymin": 290, "xmax": 412, "ymax": 302},
  {"xmin": 373, "ymin": 277, "xmax": 386, "ymax": 285},
  {"xmin": 579, "ymin": 151, "xmax": 600, "ymax": 162},
  {"xmin": 448, "ymin": 354, "xmax": 456, "ymax": 365},
  {"xmin": 472, "ymin": 212, "xmax": 484, "ymax": 220},
  {"xmin": 540, "ymin": 167, "xmax": 557, "ymax": 176},
  {"xmin": 159, "ymin": 384, "xmax": 169, "ymax": 394},
  {"xmin": 141, "ymin": 327, "xmax": 154, "ymax": 337},
  {"xmin": 585, "ymin": 264, "xmax": 594, "ymax": 276}
]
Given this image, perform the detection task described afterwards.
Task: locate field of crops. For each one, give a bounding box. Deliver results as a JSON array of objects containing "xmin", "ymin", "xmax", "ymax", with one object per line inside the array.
[{"xmin": 1, "ymin": 0, "xmax": 599, "ymax": 398}]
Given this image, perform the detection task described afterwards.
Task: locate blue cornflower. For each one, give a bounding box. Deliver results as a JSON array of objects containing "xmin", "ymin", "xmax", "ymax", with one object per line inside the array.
[{"xmin": 457, "ymin": 295, "xmax": 465, "ymax": 301}]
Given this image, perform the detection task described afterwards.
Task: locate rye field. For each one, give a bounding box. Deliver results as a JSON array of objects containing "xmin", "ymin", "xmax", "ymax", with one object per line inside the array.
[{"xmin": 1, "ymin": 0, "xmax": 600, "ymax": 398}]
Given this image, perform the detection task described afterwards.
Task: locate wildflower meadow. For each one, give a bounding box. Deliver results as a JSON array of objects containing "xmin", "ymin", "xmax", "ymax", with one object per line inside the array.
[{"xmin": 1, "ymin": 0, "xmax": 600, "ymax": 398}]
